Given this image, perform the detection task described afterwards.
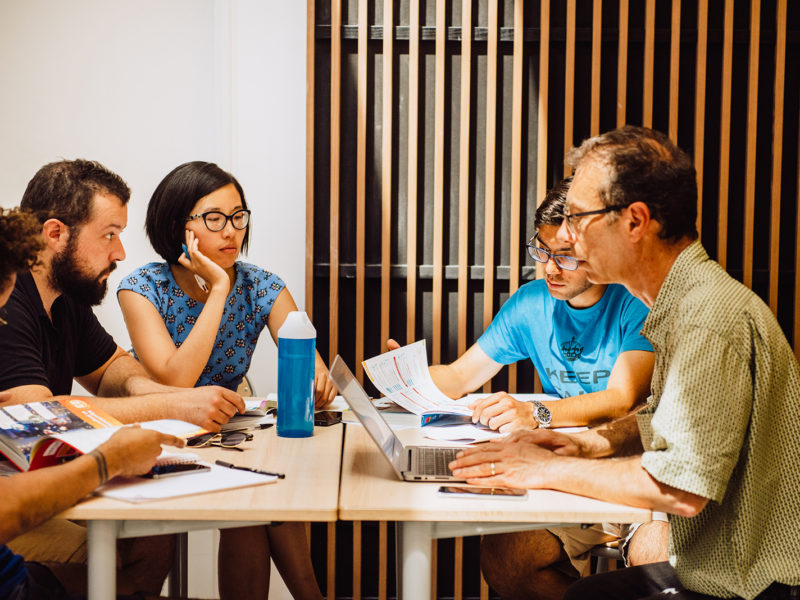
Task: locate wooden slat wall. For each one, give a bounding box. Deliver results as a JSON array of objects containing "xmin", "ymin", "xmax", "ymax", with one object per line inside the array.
[{"xmin": 310, "ymin": 1, "xmax": 800, "ymax": 596}]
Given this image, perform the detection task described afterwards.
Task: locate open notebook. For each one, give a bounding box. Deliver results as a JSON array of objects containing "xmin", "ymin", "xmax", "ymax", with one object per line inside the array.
[{"xmin": 97, "ymin": 460, "xmax": 277, "ymax": 503}]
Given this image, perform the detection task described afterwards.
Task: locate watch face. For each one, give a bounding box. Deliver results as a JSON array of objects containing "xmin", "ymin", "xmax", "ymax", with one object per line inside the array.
[{"xmin": 534, "ymin": 404, "xmax": 551, "ymax": 426}]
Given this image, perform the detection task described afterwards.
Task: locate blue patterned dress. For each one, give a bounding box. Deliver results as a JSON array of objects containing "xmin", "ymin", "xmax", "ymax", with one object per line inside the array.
[{"xmin": 117, "ymin": 261, "xmax": 285, "ymax": 390}]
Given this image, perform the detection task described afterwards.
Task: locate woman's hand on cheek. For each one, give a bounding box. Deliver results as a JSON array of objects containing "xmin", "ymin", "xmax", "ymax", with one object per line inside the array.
[{"xmin": 178, "ymin": 230, "xmax": 230, "ymax": 292}]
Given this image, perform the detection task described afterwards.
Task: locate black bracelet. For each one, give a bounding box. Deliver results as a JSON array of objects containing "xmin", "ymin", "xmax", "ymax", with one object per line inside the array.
[{"xmin": 89, "ymin": 450, "xmax": 109, "ymax": 485}]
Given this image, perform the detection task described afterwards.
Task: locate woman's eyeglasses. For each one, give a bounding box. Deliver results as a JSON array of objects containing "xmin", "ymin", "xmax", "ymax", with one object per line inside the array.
[
  {"xmin": 186, "ymin": 209, "xmax": 251, "ymax": 232},
  {"xmin": 187, "ymin": 430, "xmax": 254, "ymax": 451}
]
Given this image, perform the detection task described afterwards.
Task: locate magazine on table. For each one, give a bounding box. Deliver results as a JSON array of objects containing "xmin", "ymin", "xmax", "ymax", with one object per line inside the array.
[
  {"xmin": 0, "ymin": 398, "xmax": 205, "ymax": 472},
  {"xmin": 361, "ymin": 341, "xmax": 559, "ymax": 443}
]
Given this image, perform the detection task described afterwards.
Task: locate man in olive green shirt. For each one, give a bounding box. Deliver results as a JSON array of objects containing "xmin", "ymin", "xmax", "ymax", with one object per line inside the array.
[{"xmin": 449, "ymin": 126, "xmax": 800, "ymax": 599}]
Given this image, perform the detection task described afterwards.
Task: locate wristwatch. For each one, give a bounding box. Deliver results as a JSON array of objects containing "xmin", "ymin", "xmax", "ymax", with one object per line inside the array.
[{"xmin": 531, "ymin": 400, "xmax": 552, "ymax": 428}]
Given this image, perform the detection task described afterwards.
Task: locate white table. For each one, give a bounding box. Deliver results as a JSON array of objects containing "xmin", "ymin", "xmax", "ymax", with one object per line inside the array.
[
  {"xmin": 338, "ymin": 425, "xmax": 652, "ymax": 599},
  {"xmin": 60, "ymin": 423, "xmax": 343, "ymax": 600}
]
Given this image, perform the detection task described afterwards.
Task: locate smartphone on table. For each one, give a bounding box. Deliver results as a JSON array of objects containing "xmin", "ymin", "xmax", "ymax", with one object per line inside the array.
[
  {"xmin": 314, "ymin": 411, "xmax": 342, "ymax": 427},
  {"xmin": 142, "ymin": 463, "xmax": 211, "ymax": 479},
  {"xmin": 437, "ymin": 485, "xmax": 528, "ymax": 499}
]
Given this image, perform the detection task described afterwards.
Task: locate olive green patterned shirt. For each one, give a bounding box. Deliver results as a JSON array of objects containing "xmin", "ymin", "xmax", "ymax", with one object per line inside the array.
[{"xmin": 637, "ymin": 241, "xmax": 800, "ymax": 599}]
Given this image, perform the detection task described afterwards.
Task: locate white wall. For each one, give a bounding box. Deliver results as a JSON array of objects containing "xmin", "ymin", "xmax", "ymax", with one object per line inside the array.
[{"xmin": 0, "ymin": 0, "xmax": 307, "ymax": 397}]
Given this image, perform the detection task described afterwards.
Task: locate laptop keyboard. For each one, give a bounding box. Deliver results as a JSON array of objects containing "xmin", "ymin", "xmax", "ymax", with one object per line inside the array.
[{"xmin": 415, "ymin": 447, "xmax": 460, "ymax": 477}]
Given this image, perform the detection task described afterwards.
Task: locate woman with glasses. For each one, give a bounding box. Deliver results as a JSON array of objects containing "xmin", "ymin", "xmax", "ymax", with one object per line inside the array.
[{"xmin": 117, "ymin": 161, "xmax": 328, "ymax": 600}]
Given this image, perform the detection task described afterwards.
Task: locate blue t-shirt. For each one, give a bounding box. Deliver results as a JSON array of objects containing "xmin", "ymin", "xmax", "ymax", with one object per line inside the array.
[
  {"xmin": 0, "ymin": 544, "xmax": 26, "ymax": 598},
  {"xmin": 478, "ymin": 280, "xmax": 652, "ymax": 397},
  {"xmin": 117, "ymin": 261, "xmax": 285, "ymax": 390}
]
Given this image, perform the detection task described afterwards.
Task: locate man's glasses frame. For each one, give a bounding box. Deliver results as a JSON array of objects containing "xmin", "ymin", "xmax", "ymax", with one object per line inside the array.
[
  {"xmin": 186, "ymin": 209, "xmax": 251, "ymax": 232},
  {"xmin": 563, "ymin": 204, "xmax": 630, "ymax": 236},
  {"xmin": 525, "ymin": 234, "xmax": 579, "ymax": 271}
]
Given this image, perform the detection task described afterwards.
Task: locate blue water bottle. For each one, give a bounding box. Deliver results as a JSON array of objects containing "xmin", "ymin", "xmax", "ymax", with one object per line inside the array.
[{"xmin": 277, "ymin": 311, "xmax": 316, "ymax": 438}]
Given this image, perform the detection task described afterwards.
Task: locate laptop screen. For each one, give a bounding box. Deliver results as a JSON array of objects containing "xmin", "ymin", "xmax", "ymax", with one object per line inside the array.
[{"xmin": 329, "ymin": 356, "xmax": 403, "ymax": 469}]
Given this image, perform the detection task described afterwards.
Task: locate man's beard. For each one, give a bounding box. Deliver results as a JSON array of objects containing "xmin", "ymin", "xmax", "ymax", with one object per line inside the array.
[{"xmin": 49, "ymin": 238, "xmax": 115, "ymax": 306}]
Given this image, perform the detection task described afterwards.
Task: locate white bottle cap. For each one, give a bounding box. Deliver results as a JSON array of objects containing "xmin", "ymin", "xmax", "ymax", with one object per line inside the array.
[{"xmin": 277, "ymin": 311, "xmax": 316, "ymax": 339}]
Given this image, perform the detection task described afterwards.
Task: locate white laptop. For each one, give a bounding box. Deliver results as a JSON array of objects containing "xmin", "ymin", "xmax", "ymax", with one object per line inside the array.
[{"xmin": 329, "ymin": 355, "xmax": 464, "ymax": 482}]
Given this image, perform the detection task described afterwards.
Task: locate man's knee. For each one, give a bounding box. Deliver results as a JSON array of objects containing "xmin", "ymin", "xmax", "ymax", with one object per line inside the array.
[
  {"xmin": 626, "ymin": 520, "xmax": 669, "ymax": 566},
  {"xmin": 480, "ymin": 530, "xmax": 564, "ymax": 591},
  {"xmin": 117, "ymin": 534, "xmax": 176, "ymax": 594}
]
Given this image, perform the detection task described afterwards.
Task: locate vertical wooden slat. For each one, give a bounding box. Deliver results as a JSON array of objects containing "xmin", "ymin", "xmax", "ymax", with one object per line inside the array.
[
  {"xmin": 306, "ymin": 0, "xmax": 315, "ymax": 318},
  {"xmin": 668, "ymin": 0, "xmax": 681, "ymax": 142},
  {"xmin": 642, "ymin": 0, "xmax": 655, "ymax": 128},
  {"xmin": 329, "ymin": 0, "xmax": 341, "ymax": 362},
  {"xmin": 536, "ymin": 0, "xmax": 550, "ymax": 206},
  {"xmin": 454, "ymin": 536, "xmax": 464, "ymax": 600},
  {"xmin": 742, "ymin": 0, "xmax": 760, "ymax": 289},
  {"xmin": 482, "ymin": 0, "xmax": 498, "ymax": 393},
  {"xmin": 616, "ymin": 0, "xmax": 628, "ymax": 127},
  {"xmin": 590, "ymin": 0, "xmax": 602, "ymax": 136},
  {"xmin": 534, "ymin": 0, "xmax": 550, "ymax": 395},
  {"xmin": 432, "ymin": 0, "xmax": 446, "ymax": 364},
  {"xmin": 407, "ymin": 0, "xmax": 420, "ymax": 345},
  {"xmin": 378, "ymin": 521, "xmax": 388, "ymax": 600},
  {"xmin": 457, "ymin": 0, "xmax": 472, "ymax": 357},
  {"xmin": 508, "ymin": 0, "xmax": 524, "ymax": 393},
  {"xmin": 693, "ymin": 0, "xmax": 708, "ymax": 237},
  {"xmin": 717, "ymin": 0, "xmax": 734, "ymax": 269},
  {"xmin": 380, "ymin": 0, "xmax": 393, "ymax": 352},
  {"xmin": 480, "ymin": 571, "xmax": 489, "ymax": 600},
  {"xmin": 327, "ymin": 521, "xmax": 336, "ymax": 600},
  {"xmin": 352, "ymin": 521, "xmax": 362, "ymax": 600},
  {"xmin": 768, "ymin": 0, "xmax": 786, "ymax": 313},
  {"xmin": 355, "ymin": 0, "xmax": 367, "ymax": 380},
  {"xmin": 563, "ymin": 0, "xmax": 576, "ymax": 175},
  {"xmin": 430, "ymin": 539, "xmax": 438, "ymax": 600}
]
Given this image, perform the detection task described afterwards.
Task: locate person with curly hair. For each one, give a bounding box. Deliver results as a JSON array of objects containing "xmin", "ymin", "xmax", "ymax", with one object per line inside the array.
[{"xmin": 0, "ymin": 208, "xmax": 42, "ymax": 311}]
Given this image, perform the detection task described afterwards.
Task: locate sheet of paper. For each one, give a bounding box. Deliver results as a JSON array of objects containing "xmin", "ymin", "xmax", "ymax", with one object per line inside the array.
[
  {"xmin": 362, "ymin": 341, "xmax": 471, "ymax": 416},
  {"xmin": 422, "ymin": 424, "xmax": 506, "ymax": 444}
]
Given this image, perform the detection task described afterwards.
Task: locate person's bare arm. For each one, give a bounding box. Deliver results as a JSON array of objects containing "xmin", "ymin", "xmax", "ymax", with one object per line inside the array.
[
  {"xmin": 469, "ymin": 350, "xmax": 654, "ymax": 431},
  {"xmin": 76, "ymin": 346, "xmax": 182, "ymax": 397},
  {"xmin": 0, "ymin": 384, "xmax": 245, "ymax": 432},
  {"xmin": 266, "ymin": 288, "xmax": 336, "ymax": 408},
  {"xmin": 449, "ymin": 427, "xmax": 707, "ymax": 517},
  {"xmin": 0, "ymin": 427, "xmax": 183, "ymax": 544}
]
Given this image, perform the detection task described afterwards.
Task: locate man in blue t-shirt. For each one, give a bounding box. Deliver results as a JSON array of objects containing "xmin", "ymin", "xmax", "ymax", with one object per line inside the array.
[{"xmin": 392, "ymin": 179, "xmax": 663, "ymax": 599}]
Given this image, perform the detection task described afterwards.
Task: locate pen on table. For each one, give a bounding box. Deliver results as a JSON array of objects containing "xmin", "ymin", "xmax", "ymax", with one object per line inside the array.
[{"xmin": 215, "ymin": 460, "xmax": 285, "ymax": 479}]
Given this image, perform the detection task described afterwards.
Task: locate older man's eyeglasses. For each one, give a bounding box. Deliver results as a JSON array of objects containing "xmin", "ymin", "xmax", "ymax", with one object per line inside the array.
[
  {"xmin": 186, "ymin": 209, "xmax": 251, "ymax": 232},
  {"xmin": 525, "ymin": 235, "xmax": 579, "ymax": 271},
  {"xmin": 563, "ymin": 204, "xmax": 630, "ymax": 236}
]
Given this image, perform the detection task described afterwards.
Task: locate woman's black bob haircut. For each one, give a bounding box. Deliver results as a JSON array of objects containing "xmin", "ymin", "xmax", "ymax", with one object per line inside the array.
[{"xmin": 145, "ymin": 161, "xmax": 250, "ymax": 264}]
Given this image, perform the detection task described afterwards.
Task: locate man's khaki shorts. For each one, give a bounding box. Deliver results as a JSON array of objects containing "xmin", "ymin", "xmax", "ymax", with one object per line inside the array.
[
  {"xmin": 7, "ymin": 519, "xmax": 87, "ymax": 565},
  {"xmin": 549, "ymin": 512, "xmax": 669, "ymax": 577}
]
